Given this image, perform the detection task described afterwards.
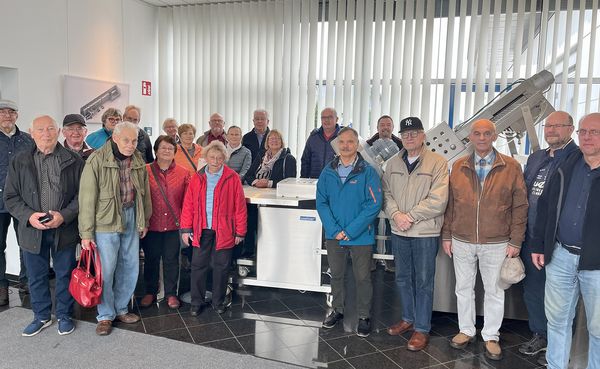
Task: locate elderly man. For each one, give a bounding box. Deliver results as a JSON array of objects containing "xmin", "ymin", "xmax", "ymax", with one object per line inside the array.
[
  {"xmin": 518, "ymin": 111, "xmax": 577, "ymax": 361},
  {"xmin": 316, "ymin": 127, "xmax": 382, "ymax": 337},
  {"xmin": 79, "ymin": 122, "xmax": 152, "ymax": 336},
  {"xmin": 162, "ymin": 118, "xmax": 180, "ymax": 143},
  {"xmin": 242, "ymin": 109, "xmax": 271, "ymax": 162},
  {"xmin": 366, "ymin": 115, "xmax": 403, "ymax": 149},
  {"xmin": 196, "ymin": 113, "xmax": 227, "ymax": 147},
  {"xmin": 442, "ymin": 119, "xmax": 528, "ymax": 361},
  {"xmin": 4, "ymin": 115, "xmax": 84, "ymax": 336},
  {"xmin": 86, "ymin": 108, "xmax": 122, "ymax": 149},
  {"xmin": 531, "ymin": 113, "xmax": 600, "ymax": 369},
  {"xmin": 382, "ymin": 117, "xmax": 448, "ymax": 351},
  {"xmin": 62, "ymin": 113, "xmax": 94, "ymax": 160},
  {"xmin": 301, "ymin": 107, "xmax": 341, "ymax": 178},
  {"xmin": 0, "ymin": 99, "xmax": 33, "ymax": 305},
  {"xmin": 123, "ymin": 105, "xmax": 153, "ymax": 163}
]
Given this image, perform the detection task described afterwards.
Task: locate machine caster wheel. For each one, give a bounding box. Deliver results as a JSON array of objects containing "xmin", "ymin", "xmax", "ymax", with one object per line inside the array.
[
  {"xmin": 238, "ymin": 266, "xmax": 249, "ymax": 277},
  {"xmin": 326, "ymin": 293, "xmax": 333, "ymax": 308}
]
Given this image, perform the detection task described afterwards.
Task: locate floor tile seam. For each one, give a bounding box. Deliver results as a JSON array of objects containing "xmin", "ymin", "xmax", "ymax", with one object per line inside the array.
[
  {"xmin": 177, "ymin": 309, "xmax": 197, "ymax": 344},
  {"xmin": 346, "ymin": 350, "xmax": 402, "ymax": 367},
  {"xmin": 139, "ymin": 311, "xmax": 181, "ymax": 320},
  {"xmin": 220, "ymin": 316, "xmax": 247, "ymax": 352}
]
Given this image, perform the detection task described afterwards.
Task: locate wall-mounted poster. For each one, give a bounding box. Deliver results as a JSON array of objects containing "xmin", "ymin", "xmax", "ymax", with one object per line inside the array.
[{"xmin": 63, "ymin": 75, "xmax": 129, "ymax": 127}]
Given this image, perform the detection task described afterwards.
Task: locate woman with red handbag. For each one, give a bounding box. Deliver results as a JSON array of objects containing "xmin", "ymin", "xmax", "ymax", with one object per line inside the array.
[
  {"xmin": 140, "ymin": 136, "xmax": 190, "ymax": 309},
  {"xmin": 180, "ymin": 141, "xmax": 247, "ymax": 315}
]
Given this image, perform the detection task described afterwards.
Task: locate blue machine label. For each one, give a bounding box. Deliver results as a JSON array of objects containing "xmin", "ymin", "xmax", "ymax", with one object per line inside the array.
[{"xmin": 299, "ymin": 216, "xmax": 317, "ymax": 221}]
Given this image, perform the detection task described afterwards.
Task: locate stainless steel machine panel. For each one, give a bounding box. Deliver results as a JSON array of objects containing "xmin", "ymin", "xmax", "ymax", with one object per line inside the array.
[{"xmin": 256, "ymin": 207, "xmax": 323, "ymax": 287}]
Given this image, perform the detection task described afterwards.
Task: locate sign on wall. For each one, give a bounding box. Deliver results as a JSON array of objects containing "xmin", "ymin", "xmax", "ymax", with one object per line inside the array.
[
  {"xmin": 63, "ymin": 75, "xmax": 130, "ymax": 125},
  {"xmin": 142, "ymin": 80, "xmax": 151, "ymax": 96}
]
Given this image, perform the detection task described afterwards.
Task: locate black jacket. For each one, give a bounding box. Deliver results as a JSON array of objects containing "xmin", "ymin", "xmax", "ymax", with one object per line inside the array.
[
  {"xmin": 242, "ymin": 127, "xmax": 270, "ymax": 163},
  {"xmin": 530, "ymin": 149, "xmax": 600, "ymax": 270},
  {"xmin": 3, "ymin": 144, "xmax": 84, "ymax": 254},
  {"xmin": 137, "ymin": 129, "xmax": 154, "ymax": 163},
  {"xmin": 245, "ymin": 148, "xmax": 297, "ymax": 188}
]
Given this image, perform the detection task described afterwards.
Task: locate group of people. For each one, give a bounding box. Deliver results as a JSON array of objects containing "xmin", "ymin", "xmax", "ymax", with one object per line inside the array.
[
  {"xmin": 0, "ymin": 97, "xmax": 598, "ymax": 369},
  {"xmin": 314, "ymin": 110, "xmax": 599, "ymax": 369}
]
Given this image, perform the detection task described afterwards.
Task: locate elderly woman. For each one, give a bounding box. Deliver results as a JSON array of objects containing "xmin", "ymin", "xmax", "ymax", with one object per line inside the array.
[
  {"xmin": 180, "ymin": 141, "xmax": 247, "ymax": 315},
  {"xmin": 225, "ymin": 126, "xmax": 252, "ymax": 181},
  {"xmin": 140, "ymin": 136, "xmax": 190, "ymax": 309},
  {"xmin": 245, "ymin": 129, "xmax": 297, "ymax": 188},
  {"xmin": 174, "ymin": 123, "xmax": 204, "ymax": 175},
  {"xmin": 86, "ymin": 108, "xmax": 122, "ymax": 149},
  {"xmin": 162, "ymin": 118, "xmax": 180, "ymax": 143}
]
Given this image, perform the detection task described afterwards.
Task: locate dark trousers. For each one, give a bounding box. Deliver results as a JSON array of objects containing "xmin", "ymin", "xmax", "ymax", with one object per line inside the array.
[
  {"xmin": 0, "ymin": 213, "xmax": 27, "ymax": 288},
  {"xmin": 22, "ymin": 231, "xmax": 76, "ymax": 321},
  {"xmin": 191, "ymin": 229, "xmax": 233, "ymax": 307},
  {"xmin": 141, "ymin": 230, "xmax": 180, "ymax": 297},
  {"xmin": 326, "ymin": 240, "xmax": 373, "ymax": 318},
  {"xmin": 522, "ymin": 241, "xmax": 548, "ymax": 337}
]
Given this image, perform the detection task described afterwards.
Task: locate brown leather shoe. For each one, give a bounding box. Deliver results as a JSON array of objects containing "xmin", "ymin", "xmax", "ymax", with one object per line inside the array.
[
  {"xmin": 450, "ymin": 332, "xmax": 476, "ymax": 349},
  {"xmin": 115, "ymin": 313, "xmax": 140, "ymax": 324},
  {"xmin": 387, "ymin": 320, "xmax": 414, "ymax": 336},
  {"xmin": 139, "ymin": 294, "xmax": 155, "ymax": 308},
  {"xmin": 484, "ymin": 340, "xmax": 503, "ymax": 360},
  {"xmin": 407, "ymin": 331, "xmax": 429, "ymax": 351},
  {"xmin": 96, "ymin": 320, "xmax": 112, "ymax": 336},
  {"xmin": 167, "ymin": 296, "xmax": 180, "ymax": 309}
]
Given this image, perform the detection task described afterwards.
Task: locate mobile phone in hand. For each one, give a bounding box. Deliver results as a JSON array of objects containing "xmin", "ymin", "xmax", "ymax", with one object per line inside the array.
[{"xmin": 39, "ymin": 213, "xmax": 54, "ymax": 224}]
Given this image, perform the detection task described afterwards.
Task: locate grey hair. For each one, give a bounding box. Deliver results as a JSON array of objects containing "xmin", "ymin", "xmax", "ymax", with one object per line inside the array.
[
  {"xmin": 253, "ymin": 109, "xmax": 269, "ymax": 120},
  {"xmin": 162, "ymin": 118, "xmax": 178, "ymax": 130},
  {"xmin": 203, "ymin": 140, "xmax": 229, "ymax": 161},
  {"xmin": 113, "ymin": 121, "xmax": 138, "ymax": 136}
]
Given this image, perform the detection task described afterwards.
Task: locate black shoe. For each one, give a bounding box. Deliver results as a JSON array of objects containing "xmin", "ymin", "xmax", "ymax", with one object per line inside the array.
[
  {"xmin": 17, "ymin": 282, "xmax": 29, "ymax": 294},
  {"xmin": 215, "ymin": 304, "xmax": 227, "ymax": 314},
  {"xmin": 190, "ymin": 305, "xmax": 203, "ymax": 316},
  {"xmin": 357, "ymin": 318, "xmax": 371, "ymax": 337},
  {"xmin": 518, "ymin": 333, "xmax": 547, "ymax": 356},
  {"xmin": 322, "ymin": 310, "xmax": 344, "ymax": 329},
  {"xmin": 0, "ymin": 287, "xmax": 8, "ymax": 306},
  {"xmin": 537, "ymin": 353, "xmax": 547, "ymax": 367}
]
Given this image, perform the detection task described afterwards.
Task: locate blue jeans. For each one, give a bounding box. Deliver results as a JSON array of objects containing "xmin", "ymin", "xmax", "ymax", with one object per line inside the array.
[
  {"xmin": 391, "ymin": 235, "xmax": 439, "ymax": 333},
  {"xmin": 522, "ymin": 241, "xmax": 547, "ymax": 337},
  {"xmin": 95, "ymin": 207, "xmax": 139, "ymax": 321},
  {"xmin": 22, "ymin": 230, "xmax": 76, "ymax": 321},
  {"xmin": 545, "ymin": 244, "xmax": 600, "ymax": 369}
]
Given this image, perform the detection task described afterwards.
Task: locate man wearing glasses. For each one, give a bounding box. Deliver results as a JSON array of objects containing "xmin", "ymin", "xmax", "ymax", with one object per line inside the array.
[
  {"xmin": 518, "ymin": 111, "xmax": 577, "ymax": 365},
  {"xmin": 301, "ymin": 107, "xmax": 341, "ymax": 178},
  {"xmin": 0, "ymin": 100, "xmax": 34, "ymax": 306},
  {"xmin": 86, "ymin": 108, "xmax": 122, "ymax": 149},
  {"xmin": 62, "ymin": 114, "xmax": 94, "ymax": 161},
  {"xmin": 382, "ymin": 117, "xmax": 449, "ymax": 351},
  {"xmin": 531, "ymin": 113, "xmax": 600, "ymax": 369},
  {"xmin": 196, "ymin": 113, "xmax": 228, "ymax": 147}
]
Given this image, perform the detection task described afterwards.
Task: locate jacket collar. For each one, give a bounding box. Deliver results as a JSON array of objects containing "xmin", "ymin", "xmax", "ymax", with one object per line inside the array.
[
  {"xmin": 98, "ymin": 140, "xmax": 146, "ymax": 169},
  {"xmin": 461, "ymin": 148, "xmax": 506, "ymax": 171},
  {"xmin": 29, "ymin": 143, "xmax": 76, "ymax": 169},
  {"xmin": 329, "ymin": 152, "xmax": 367, "ymax": 174}
]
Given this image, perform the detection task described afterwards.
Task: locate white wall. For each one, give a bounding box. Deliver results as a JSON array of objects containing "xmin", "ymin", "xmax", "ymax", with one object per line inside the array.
[{"xmin": 0, "ymin": 0, "xmax": 158, "ymax": 276}]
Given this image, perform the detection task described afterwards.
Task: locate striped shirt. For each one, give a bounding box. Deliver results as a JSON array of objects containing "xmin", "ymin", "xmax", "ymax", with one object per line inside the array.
[{"xmin": 34, "ymin": 147, "xmax": 62, "ymax": 212}]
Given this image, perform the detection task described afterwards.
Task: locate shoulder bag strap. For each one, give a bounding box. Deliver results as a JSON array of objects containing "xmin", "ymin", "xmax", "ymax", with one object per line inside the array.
[
  {"xmin": 179, "ymin": 143, "xmax": 198, "ymax": 172},
  {"xmin": 150, "ymin": 164, "xmax": 180, "ymax": 227}
]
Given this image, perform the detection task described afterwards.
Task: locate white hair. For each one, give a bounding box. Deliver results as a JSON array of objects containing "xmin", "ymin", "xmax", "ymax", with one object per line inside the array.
[{"xmin": 113, "ymin": 121, "xmax": 138, "ymax": 136}]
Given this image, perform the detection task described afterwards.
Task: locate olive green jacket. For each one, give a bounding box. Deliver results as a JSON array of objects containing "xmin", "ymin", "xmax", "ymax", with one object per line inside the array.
[{"xmin": 78, "ymin": 141, "xmax": 152, "ymax": 239}]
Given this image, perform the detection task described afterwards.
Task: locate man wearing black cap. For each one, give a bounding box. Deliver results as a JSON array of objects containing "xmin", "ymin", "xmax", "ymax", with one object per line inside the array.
[
  {"xmin": 0, "ymin": 100, "xmax": 34, "ymax": 305},
  {"xmin": 62, "ymin": 114, "xmax": 94, "ymax": 161},
  {"xmin": 382, "ymin": 117, "xmax": 449, "ymax": 351}
]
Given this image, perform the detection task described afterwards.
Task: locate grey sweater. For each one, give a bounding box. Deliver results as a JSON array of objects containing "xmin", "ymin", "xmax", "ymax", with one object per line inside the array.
[{"xmin": 227, "ymin": 145, "xmax": 252, "ymax": 182}]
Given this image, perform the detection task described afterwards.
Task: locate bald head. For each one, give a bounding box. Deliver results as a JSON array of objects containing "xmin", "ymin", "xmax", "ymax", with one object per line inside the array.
[
  {"xmin": 544, "ymin": 111, "xmax": 574, "ymax": 150},
  {"xmin": 469, "ymin": 119, "xmax": 497, "ymax": 157},
  {"xmin": 30, "ymin": 115, "xmax": 60, "ymax": 154}
]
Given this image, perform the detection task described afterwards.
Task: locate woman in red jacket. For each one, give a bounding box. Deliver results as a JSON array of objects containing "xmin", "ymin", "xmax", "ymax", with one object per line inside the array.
[
  {"xmin": 140, "ymin": 135, "xmax": 190, "ymax": 309},
  {"xmin": 180, "ymin": 141, "xmax": 247, "ymax": 315}
]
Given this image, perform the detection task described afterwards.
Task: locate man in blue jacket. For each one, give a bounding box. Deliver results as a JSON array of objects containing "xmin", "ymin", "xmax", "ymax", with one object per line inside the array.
[
  {"xmin": 0, "ymin": 100, "xmax": 34, "ymax": 305},
  {"xmin": 519, "ymin": 111, "xmax": 578, "ymax": 364},
  {"xmin": 301, "ymin": 107, "xmax": 341, "ymax": 178},
  {"xmin": 316, "ymin": 127, "xmax": 382, "ymax": 337},
  {"xmin": 531, "ymin": 113, "xmax": 600, "ymax": 369}
]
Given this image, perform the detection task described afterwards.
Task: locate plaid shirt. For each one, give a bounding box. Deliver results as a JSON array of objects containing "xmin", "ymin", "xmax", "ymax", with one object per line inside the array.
[
  {"xmin": 474, "ymin": 150, "xmax": 496, "ymax": 186},
  {"xmin": 117, "ymin": 156, "xmax": 136, "ymax": 206}
]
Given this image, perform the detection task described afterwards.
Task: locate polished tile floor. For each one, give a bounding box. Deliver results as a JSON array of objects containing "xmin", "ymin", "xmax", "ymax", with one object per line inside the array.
[{"xmin": 2, "ymin": 264, "xmax": 550, "ymax": 369}]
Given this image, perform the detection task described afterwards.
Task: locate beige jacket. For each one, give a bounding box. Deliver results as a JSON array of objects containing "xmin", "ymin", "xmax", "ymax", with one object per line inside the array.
[{"xmin": 382, "ymin": 146, "xmax": 449, "ymax": 237}]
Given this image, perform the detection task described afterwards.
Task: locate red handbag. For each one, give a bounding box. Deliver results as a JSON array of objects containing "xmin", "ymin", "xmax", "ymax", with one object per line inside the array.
[{"xmin": 69, "ymin": 242, "xmax": 103, "ymax": 308}]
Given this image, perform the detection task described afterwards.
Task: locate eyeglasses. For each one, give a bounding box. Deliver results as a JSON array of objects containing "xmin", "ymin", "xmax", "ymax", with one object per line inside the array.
[
  {"xmin": 124, "ymin": 117, "xmax": 139, "ymax": 123},
  {"xmin": 63, "ymin": 127, "xmax": 86, "ymax": 133},
  {"xmin": 577, "ymin": 129, "xmax": 600, "ymax": 137},
  {"xmin": 543, "ymin": 124, "xmax": 572, "ymax": 129},
  {"xmin": 0, "ymin": 110, "xmax": 17, "ymax": 117},
  {"xmin": 107, "ymin": 117, "xmax": 122, "ymax": 123},
  {"xmin": 321, "ymin": 115, "xmax": 336, "ymax": 120},
  {"xmin": 158, "ymin": 146, "xmax": 175, "ymax": 152},
  {"xmin": 400, "ymin": 131, "xmax": 421, "ymax": 139}
]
